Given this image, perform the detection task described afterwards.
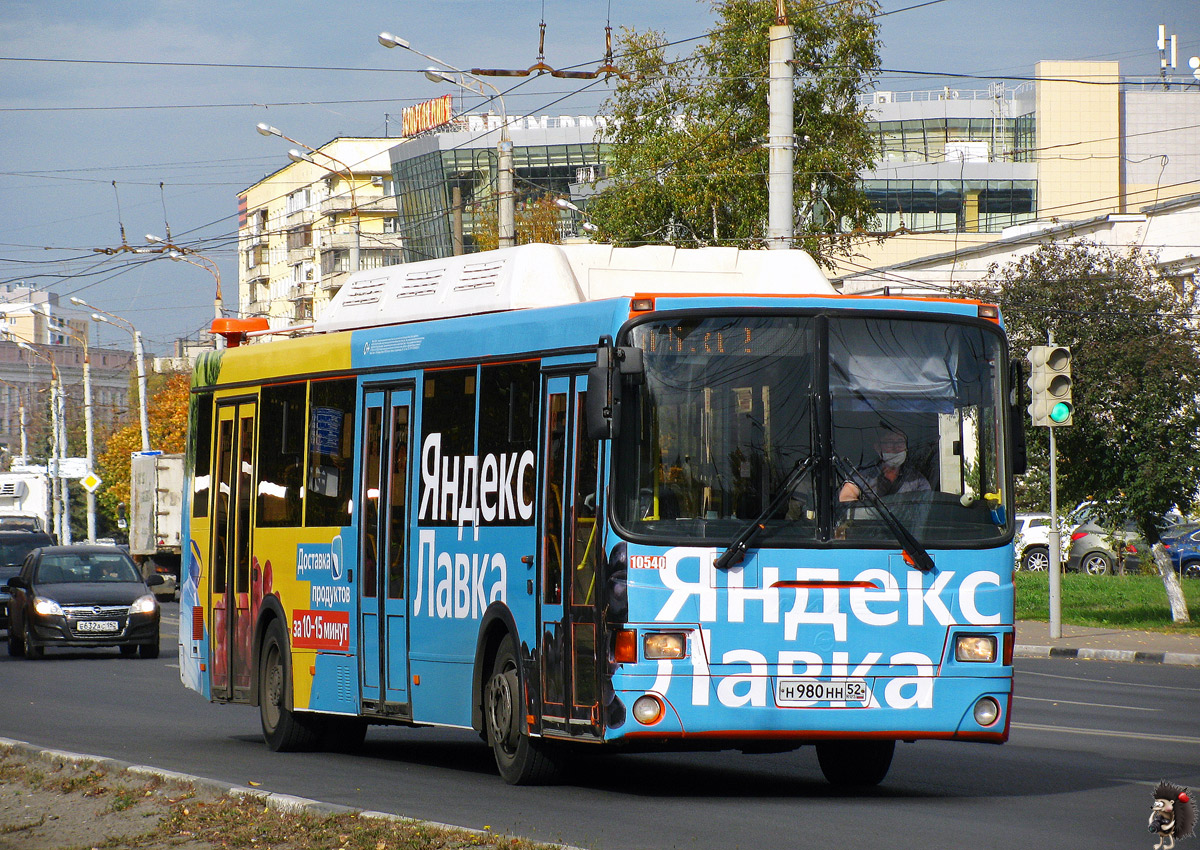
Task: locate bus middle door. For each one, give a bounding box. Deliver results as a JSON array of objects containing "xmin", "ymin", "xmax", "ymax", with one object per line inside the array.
[
  {"xmin": 210, "ymin": 399, "xmax": 256, "ymax": 703},
  {"xmin": 359, "ymin": 387, "xmax": 412, "ymax": 714},
  {"xmin": 538, "ymin": 374, "xmax": 602, "ymax": 740}
]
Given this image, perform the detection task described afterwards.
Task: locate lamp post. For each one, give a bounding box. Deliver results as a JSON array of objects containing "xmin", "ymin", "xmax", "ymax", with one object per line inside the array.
[
  {"xmin": 377, "ymin": 32, "xmax": 515, "ymax": 248},
  {"xmin": 55, "ymin": 326, "xmax": 96, "ymax": 542},
  {"xmin": 255, "ymin": 124, "xmax": 362, "ymax": 273},
  {"xmin": 0, "ymin": 376, "xmax": 29, "ymax": 465},
  {"xmin": 69, "ymin": 297, "xmax": 150, "ymax": 454},
  {"xmin": 146, "ymin": 235, "xmax": 224, "ymax": 327},
  {"xmin": 12, "ymin": 340, "xmax": 66, "ymax": 542}
]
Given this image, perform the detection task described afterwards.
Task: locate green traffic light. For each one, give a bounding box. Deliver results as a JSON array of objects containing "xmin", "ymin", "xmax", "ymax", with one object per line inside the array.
[{"xmin": 1050, "ymin": 402, "xmax": 1072, "ymax": 423}]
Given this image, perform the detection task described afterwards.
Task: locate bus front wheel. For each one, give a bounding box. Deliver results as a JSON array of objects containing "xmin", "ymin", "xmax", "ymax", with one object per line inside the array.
[
  {"xmin": 259, "ymin": 620, "xmax": 321, "ymax": 752},
  {"xmin": 815, "ymin": 740, "xmax": 895, "ymax": 787},
  {"xmin": 484, "ymin": 635, "xmax": 560, "ymax": 785}
]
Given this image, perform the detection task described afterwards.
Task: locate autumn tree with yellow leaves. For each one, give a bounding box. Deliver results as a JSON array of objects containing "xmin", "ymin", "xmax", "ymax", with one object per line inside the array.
[{"xmin": 95, "ymin": 371, "xmax": 190, "ymax": 527}]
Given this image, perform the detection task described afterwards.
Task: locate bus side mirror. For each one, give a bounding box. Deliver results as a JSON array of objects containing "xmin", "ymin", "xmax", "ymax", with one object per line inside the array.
[
  {"xmin": 586, "ymin": 341, "xmax": 615, "ymax": 440},
  {"xmin": 1010, "ymin": 360, "xmax": 1028, "ymax": 475},
  {"xmin": 585, "ymin": 340, "xmax": 643, "ymax": 441}
]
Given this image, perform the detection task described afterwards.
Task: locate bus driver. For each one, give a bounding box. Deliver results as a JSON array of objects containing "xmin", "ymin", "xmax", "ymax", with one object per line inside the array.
[{"xmin": 838, "ymin": 426, "xmax": 930, "ymax": 503}]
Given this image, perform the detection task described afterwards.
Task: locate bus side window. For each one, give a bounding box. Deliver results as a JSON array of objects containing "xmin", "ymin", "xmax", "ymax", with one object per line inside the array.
[
  {"xmin": 191, "ymin": 393, "xmax": 213, "ymax": 519},
  {"xmin": 258, "ymin": 382, "xmax": 306, "ymax": 527},
  {"xmin": 307, "ymin": 378, "xmax": 356, "ymax": 527}
]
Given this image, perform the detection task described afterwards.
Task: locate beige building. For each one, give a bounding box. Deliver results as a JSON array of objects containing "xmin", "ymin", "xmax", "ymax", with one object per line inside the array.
[
  {"xmin": 238, "ymin": 138, "xmax": 407, "ymax": 328},
  {"xmin": 833, "ymin": 60, "xmax": 1200, "ymax": 278},
  {"xmin": 836, "ymin": 192, "xmax": 1200, "ymax": 298}
]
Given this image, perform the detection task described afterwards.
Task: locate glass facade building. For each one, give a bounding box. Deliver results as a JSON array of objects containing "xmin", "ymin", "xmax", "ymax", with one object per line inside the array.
[{"xmin": 390, "ymin": 118, "xmax": 608, "ymax": 263}]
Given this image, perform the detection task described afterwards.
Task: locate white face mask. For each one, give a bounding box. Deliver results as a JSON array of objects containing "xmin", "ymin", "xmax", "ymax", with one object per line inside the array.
[{"xmin": 880, "ymin": 449, "xmax": 906, "ymax": 467}]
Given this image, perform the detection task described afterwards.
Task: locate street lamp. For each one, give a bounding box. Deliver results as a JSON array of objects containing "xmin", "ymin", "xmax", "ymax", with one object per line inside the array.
[
  {"xmin": 147, "ymin": 234, "xmax": 224, "ymax": 327},
  {"xmin": 555, "ymin": 198, "xmax": 600, "ymax": 235},
  {"xmin": 11, "ymin": 339, "xmax": 66, "ymax": 542},
  {"xmin": 68, "ymin": 297, "xmax": 150, "ymax": 454},
  {"xmin": 256, "ymin": 124, "xmax": 362, "ymax": 272},
  {"xmin": 378, "ymin": 32, "xmax": 515, "ymax": 248}
]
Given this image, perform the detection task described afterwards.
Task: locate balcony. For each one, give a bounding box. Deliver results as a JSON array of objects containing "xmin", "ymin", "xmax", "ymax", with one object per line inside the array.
[
  {"xmin": 287, "ymin": 244, "xmax": 314, "ymax": 264},
  {"xmin": 320, "ymin": 231, "xmax": 362, "ymax": 251},
  {"xmin": 321, "ymin": 195, "xmax": 356, "ymax": 216}
]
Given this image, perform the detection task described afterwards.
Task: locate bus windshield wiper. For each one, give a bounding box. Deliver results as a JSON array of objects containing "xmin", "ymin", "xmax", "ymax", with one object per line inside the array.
[
  {"xmin": 714, "ymin": 455, "xmax": 815, "ymax": 571},
  {"xmin": 833, "ymin": 456, "xmax": 936, "ymax": 574}
]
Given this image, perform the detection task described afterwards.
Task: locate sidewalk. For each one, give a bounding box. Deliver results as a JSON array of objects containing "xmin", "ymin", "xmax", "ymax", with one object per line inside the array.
[{"xmin": 1015, "ymin": 619, "xmax": 1200, "ymax": 666}]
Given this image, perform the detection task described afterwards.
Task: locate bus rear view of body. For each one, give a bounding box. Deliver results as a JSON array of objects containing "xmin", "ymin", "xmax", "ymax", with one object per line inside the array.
[{"xmin": 180, "ymin": 243, "xmax": 1022, "ymax": 786}]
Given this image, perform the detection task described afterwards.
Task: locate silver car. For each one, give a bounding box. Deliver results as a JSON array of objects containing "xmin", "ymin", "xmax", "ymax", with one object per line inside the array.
[{"xmin": 1065, "ymin": 508, "xmax": 1148, "ymax": 576}]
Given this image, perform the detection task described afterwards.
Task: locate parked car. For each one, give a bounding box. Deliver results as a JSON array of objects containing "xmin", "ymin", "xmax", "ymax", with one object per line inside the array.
[
  {"xmin": 1015, "ymin": 513, "xmax": 1054, "ymax": 571},
  {"xmin": 1063, "ymin": 503, "xmax": 1185, "ymax": 576},
  {"xmin": 4, "ymin": 544, "xmax": 162, "ymax": 659},
  {"xmin": 0, "ymin": 530, "xmax": 56, "ymax": 633},
  {"xmin": 1161, "ymin": 525, "xmax": 1200, "ymax": 578}
]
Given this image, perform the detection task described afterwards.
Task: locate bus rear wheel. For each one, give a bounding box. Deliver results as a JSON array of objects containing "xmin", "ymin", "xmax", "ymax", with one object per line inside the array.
[
  {"xmin": 815, "ymin": 740, "xmax": 895, "ymax": 787},
  {"xmin": 484, "ymin": 635, "xmax": 559, "ymax": 785},
  {"xmin": 259, "ymin": 620, "xmax": 321, "ymax": 752}
]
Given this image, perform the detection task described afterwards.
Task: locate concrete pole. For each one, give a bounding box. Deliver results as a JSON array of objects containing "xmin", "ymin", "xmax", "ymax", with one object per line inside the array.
[
  {"xmin": 766, "ymin": 16, "xmax": 795, "ymax": 249},
  {"xmin": 83, "ymin": 351, "xmax": 95, "ymax": 542},
  {"xmin": 133, "ymin": 331, "xmax": 150, "ymax": 453},
  {"xmin": 59, "ymin": 382, "xmax": 70, "ymax": 544},
  {"xmin": 498, "ymin": 137, "xmax": 515, "ymax": 248},
  {"xmin": 18, "ymin": 398, "xmax": 27, "ymax": 465},
  {"xmin": 49, "ymin": 375, "xmax": 61, "ymax": 542}
]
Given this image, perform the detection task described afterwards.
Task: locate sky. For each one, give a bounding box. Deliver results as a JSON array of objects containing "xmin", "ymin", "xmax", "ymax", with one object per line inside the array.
[{"xmin": 1, "ymin": 0, "xmax": 1197, "ymax": 354}]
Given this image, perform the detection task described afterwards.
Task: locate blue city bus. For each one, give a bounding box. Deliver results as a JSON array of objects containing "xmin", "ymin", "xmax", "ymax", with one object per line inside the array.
[{"xmin": 180, "ymin": 243, "xmax": 1023, "ymax": 785}]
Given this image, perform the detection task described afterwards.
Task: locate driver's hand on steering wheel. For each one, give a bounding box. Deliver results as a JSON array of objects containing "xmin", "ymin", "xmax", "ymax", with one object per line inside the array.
[{"xmin": 838, "ymin": 481, "xmax": 861, "ymax": 502}]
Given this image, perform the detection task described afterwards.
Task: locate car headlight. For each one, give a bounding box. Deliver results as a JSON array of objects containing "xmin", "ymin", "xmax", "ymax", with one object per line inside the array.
[
  {"xmin": 128, "ymin": 594, "xmax": 158, "ymax": 616},
  {"xmin": 33, "ymin": 596, "xmax": 64, "ymax": 617}
]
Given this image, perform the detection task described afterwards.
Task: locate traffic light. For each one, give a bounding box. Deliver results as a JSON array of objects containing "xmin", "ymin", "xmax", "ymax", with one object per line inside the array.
[{"xmin": 1026, "ymin": 345, "xmax": 1073, "ymax": 426}]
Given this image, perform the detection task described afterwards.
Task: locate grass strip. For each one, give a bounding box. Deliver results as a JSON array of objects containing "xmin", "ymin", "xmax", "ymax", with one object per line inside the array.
[{"xmin": 1015, "ymin": 572, "xmax": 1200, "ymax": 635}]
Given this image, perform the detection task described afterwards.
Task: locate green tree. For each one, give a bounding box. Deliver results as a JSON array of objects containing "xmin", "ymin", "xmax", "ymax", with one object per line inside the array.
[
  {"xmin": 953, "ymin": 240, "xmax": 1200, "ymax": 541},
  {"xmin": 588, "ymin": 0, "xmax": 881, "ymax": 266}
]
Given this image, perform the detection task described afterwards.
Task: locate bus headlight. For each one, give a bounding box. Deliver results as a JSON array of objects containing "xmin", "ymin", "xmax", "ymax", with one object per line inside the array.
[
  {"xmin": 643, "ymin": 632, "xmax": 686, "ymax": 659},
  {"xmin": 955, "ymin": 635, "xmax": 997, "ymax": 663},
  {"xmin": 973, "ymin": 696, "xmax": 1000, "ymax": 727},
  {"xmin": 632, "ymin": 694, "xmax": 665, "ymax": 725}
]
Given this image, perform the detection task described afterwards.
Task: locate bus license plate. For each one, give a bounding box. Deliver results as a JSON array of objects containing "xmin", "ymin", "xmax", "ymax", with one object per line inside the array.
[
  {"xmin": 76, "ymin": 620, "xmax": 119, "ymax": 633},
  {"xmin": 776, "ymin": 678, "xmax": 870, "ymax": 706}
]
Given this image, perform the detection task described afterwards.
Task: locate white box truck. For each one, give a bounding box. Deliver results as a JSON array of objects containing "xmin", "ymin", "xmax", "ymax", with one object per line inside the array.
[{"xmin": 129, "ymin": 452, "xmax": 183, "ymax": 598}]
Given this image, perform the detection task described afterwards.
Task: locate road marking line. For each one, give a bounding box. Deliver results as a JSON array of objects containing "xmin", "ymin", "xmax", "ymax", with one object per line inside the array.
[
  {"xmin": 1012, "ymin": 722, "xmax": 1200, "ymax": 745},
  {"xmin": 1019, "ymin": 669, "xmax": 1200, "ymax": 692},
  {"xmin": 1013, "ymin": 695, "xmax": 1161, "ymax": 711}
]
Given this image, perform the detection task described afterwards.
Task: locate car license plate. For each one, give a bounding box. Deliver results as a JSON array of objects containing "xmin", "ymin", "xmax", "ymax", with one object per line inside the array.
[
  {"xmin": 76, "ymin": 620, "xmax": 119, "ymax": 634},
  {"xmin": 776, "ymin": 678, "xmax": 870, "ymax": 706}
]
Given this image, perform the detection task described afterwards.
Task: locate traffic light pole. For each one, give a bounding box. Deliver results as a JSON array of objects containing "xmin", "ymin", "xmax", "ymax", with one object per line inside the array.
[
  {"xmin": 1027, "ymin": 341, "xmax": 1072, "ymax": 639},
  {"xmin": 1049, "ymin": 425, "xmax": 1062, "ymax": 639}
]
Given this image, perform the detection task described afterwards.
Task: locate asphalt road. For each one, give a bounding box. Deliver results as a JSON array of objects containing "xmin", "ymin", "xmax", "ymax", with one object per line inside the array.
[{"xmin": 3, "ymin": 604, "xmax": 1199, "ymax": 850}]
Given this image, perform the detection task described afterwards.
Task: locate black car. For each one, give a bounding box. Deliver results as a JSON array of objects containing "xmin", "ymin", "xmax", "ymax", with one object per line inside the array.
[
  {"xmin": 0, "ymin": 531, "xmax": 56, "ymax": 632},
  {"xmin": 5, "ymin": 545, "xmax": 163, "ymax": 659}
]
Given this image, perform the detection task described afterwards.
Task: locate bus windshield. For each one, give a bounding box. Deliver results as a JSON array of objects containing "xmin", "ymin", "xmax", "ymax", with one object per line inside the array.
[{"xmin": 613, "ymin": 313, "xmax": 1008, "ymax": 547}]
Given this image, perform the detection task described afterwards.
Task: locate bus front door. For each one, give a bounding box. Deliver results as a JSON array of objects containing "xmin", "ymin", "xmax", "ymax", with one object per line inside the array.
[
  {"xmin": 359, "ymin": 388, "xmax": 412, "ymax": 714},
  {"xmin": 211, "ymin": 399, "xmax": 256, "ymax": 703},
  {"xmin": 538, "ymin": 374, "xmax": 602, "ymax": 739}
]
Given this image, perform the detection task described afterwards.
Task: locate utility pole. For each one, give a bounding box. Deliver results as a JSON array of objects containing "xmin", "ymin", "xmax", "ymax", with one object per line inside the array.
[{"xmin": 766, "ymin": 0, "xmax": 794, "ymax": 249}]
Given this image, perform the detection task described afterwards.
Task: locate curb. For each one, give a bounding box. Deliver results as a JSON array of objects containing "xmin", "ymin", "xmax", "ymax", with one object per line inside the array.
[
  {"xmin": 1014, "ymin": 644, "xmax": 1200, "ymax": 666},
  {"xmin": 0, "ymin": 736, "xmax": 584, "ymax": 850}
]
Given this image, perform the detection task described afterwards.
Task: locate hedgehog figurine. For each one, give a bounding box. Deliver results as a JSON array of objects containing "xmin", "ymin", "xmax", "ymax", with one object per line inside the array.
[{"xmin": 1149, "ymin": 781, "xmax": 1197, "ymax": 850}]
